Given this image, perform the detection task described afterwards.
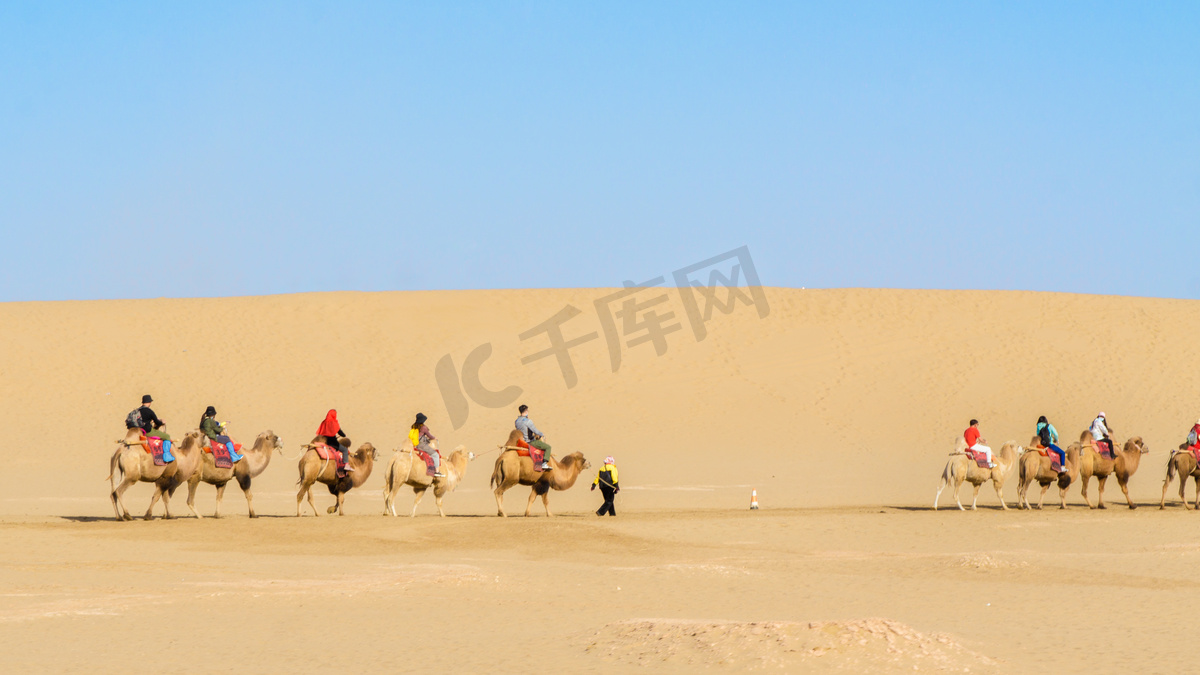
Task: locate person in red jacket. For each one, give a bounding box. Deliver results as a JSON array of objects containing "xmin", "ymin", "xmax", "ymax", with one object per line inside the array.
[
  {"xmin": 1187, "ymin": 418, "xmax": 1200, "ymax": 451},
  {"xmin": 317, "ymin": 409, "xmax": 352, "ymax": 472},
  {"xmin": 964, "ymin": 419, "xmax": 994, "ymax": 468}
]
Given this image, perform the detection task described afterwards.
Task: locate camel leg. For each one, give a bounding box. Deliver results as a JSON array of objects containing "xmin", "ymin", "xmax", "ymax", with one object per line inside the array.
[
  {"xmin": 187, "ymin": 476, "xmax": 205, "ymax": 520},
  {"xmin": 1038, "ymin": 483, "xmax": 1049, "ymax": 510},
  {"xmin": 1081, "ymin": 475, "xmax": 1094, "ymax": 509},
  {"xmin": 1118, "ymin": 476, "xmax": 1136, "ymax": 509},
  {"xmin": 952, "ymin": 479, "xmax": 964, "ymax": 511},
  {"xmin": 524, "ymin": 488, "xmax": 538, "ymax": 517},
  {"xmin": 411, "ymin": 488, "xmax": 427, "ymax": 518},
  {"xmin": 1162, "ymin": 471, "xmax": 1173, "ymax": 509},
  {"xmin": 494, "ymin": 486, "xmax": 507, "ymax": 517},
  {"xmin": 1096, "ymin": 475, "xmax": 1108, "ymax": 509},
  {"xmin": 934, "ymin": 475, "xmax": 946, "ymax": 511},
  {"xmin": 144, "ymin": 486, "xmax": 163, "ymax": 520},
  {"xmin": 113, "ymin": 479, "xmax": 136, "ymax": 521},
  {"xmin": 306, "ymin": 483, "xmax": 320, "ymax": 516},
  {"xmin": 335, "ymin": 491, "xmax": 346, "ymax": 516},
  {"xmin": 213, "ymin": 483, "xmax": 227, "ymax": 518},
  {"xmin": 296, "ymin": 479, "xmax": 307, "ymax": 516},
  {"xmin": 1058, "ymin": 483, "xmax": 1069, "ymax": 510},
  {"xmin": 992, "ymin": 478, "xmax": 1008, "ymax": 511},
  {"xmin": 434, "ymin": 488, "xmax": 447, "ymax": 518},
  {"xmin": 238, "ymin": 475, "xmax": 255, "ymax": 518},
  {"xmin": 161, "ymin": 486, "xmax": 174, "ymax": 520},
  {"xmin": 541, "ymin": 491, "xmax": 553, "ymax": 517},
  {"xmin": 110, "ymin": 485, "xmax": 126, "ymax": 521},
  {"xmin": 1193, "ymin": 476, "xmax": 1200, "ymax": 510},
  {"xmin": 970, "ymin": 483, "xmax": 981, "ymax": 511}
]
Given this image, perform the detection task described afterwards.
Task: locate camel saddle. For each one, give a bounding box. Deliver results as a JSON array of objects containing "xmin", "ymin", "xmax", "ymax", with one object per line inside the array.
[
  {"xmin": 204, "ymin": 439, "xmax": 239, "ymax": 469},
  {"xmin": 1187, "ymin": 445, "xmax": 1200, "ymax": 464},
  {"xmin": 1093, "ymin": 441, "xmax": 1116, "ymax": 461},
  {"xmin": 414, "ymin": 447, "xmax": 437, "ymax": 477},
  {"xmin": 146, "ymin": 437, "xmax": 169, "ymax": 466},
  {"xmin": 1033, "ymin": 447, "xmax": 1063, "ymax": 473},
  {"xmin": 963, "ymin": 448, "xmax": 989, "ymax": 469},
  {"xmin": 314, "ymin": 442, "xmax": 347, "ymax": 474},
  {"xmin": 514, "ymin": 438, "xmax": 544, "ymax": 465}
]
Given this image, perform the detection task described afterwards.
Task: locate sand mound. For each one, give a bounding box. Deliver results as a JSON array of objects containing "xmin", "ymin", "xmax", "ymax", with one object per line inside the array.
[{"xmin": 581, "ymin": 617, "xmax": 1000, "ymax": 672}]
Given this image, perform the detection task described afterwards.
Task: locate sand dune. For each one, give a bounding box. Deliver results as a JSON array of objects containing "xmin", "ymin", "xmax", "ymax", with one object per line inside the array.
[{"xmin": 3, "ymin": 287, "xmax": 1199, "ymax": 672}]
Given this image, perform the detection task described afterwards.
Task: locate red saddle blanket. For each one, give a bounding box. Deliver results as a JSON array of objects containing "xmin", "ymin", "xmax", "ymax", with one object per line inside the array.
[
  {"xmin": 146, "ymin": 437, "xmax": 167, "ymax": 466},
  {"xmin": 1094, "ymin": 441, "xmax": 1115, "ymax": 461},
  {"xmin": 1034, "ymin": 447, "xmax": 1063, "ymax": 473},
  {"xmin": 514, "ymin": 438, "xmax": 544, "ymax": 465},
  {"xmin": 964, "ymin": 448, "xmax": 989, "ymax": 469},
  {"xmin": 205, "ymin": 440, "xmax": 239, "ymax": 469},
  {"xmin": 1188, "ymin": 445, "xmax": 1200, "ymax": 464},
  {"xmin": 314, "ymin": 443, "xmax": 346, "ymax": 470},
  {"xmin": 414, "ymin": 448, "xmax": 437, "ymax": 477}
]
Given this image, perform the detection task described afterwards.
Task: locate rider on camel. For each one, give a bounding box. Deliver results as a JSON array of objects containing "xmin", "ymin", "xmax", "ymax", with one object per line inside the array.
[
  {"xmin": 516, "ymin": 404, "xmax": 552, "ymax": 471},
  {"xmin": 409, "ymin": 412, "xmax": 444, "ymax": 478},
  {"xmin": 317, "ymin": 409, "xmax": 352, "ymax": 472},
  {"xmin": 964, "ymin": 419, "xmax": 994, "ymax": 468},
  {"xmin": 1036, "ymin": 415, "xmax": 1065, "ymax": 476}
]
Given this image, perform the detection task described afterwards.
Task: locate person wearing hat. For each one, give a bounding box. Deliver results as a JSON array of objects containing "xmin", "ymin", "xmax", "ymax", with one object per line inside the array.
[
  {"xmin": 1090, "ymin": 412, "xmax": 1115, "ymax": 456},
  {"xmin": 591, "ymin": 456, "xmax": 620, "ymax": 516},
  {"xmin": 127, "ymin": 394, "xmax": 170, "ymax": 441},
  {"xmin": 199, "ymin": 406, "xmax": 242, "ymax": 463},
  {"xmin": 1186, "ymin": 418, "xmax": 1200, "ymax": 451},
  {"xmin": 408, "ymin": 413, "xmax": 443, "ymax": 478}
]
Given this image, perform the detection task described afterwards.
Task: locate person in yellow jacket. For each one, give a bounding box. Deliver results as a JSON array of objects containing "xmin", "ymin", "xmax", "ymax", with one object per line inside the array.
[
  {"xmin": 591, "ymin": 456, "xmax": 619, "ymax": 516},
  {"xmin": 409, "ymin": 413, "xmax": 444, "ymax": 478}
]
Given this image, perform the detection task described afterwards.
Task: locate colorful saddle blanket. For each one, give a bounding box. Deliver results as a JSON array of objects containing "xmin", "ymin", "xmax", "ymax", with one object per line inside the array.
[
  {"xmin": 146, "ymin": 437, "xmax": 168, "ymax": 466},
  {"xmin": 1034, "ymin": 447, "xmax": 1063, "ymax": 473},
  {"xmin": 964, "ymin": 448, "xmax": 989, "ymax": 469},
  {"xmin": 205, "ymin": 439, "xmax": 238, "ymax": 469},
  {"xmin": 314, "ymin": 442, "xmax": 346, "ymax": 469},
  {"xmin": 1187, "ymin": 445, "xmax": 1200, "ymax": 464},
  {"xmin": 414, "ymin": 448, "xmax": 437, "ymax": 477},
  {"xmin": 1095, "ymin": 441, "xmax": 1115, "ymax": 461},
  {"xmin": 514, "ymin": 438, "xmax": 545, "ymax": 465}
]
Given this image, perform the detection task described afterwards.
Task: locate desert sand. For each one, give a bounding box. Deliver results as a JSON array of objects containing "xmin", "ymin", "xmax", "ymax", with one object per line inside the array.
[{"xmin": 2, "ymin": 287, "xmax": 1199, "ymax": 673}]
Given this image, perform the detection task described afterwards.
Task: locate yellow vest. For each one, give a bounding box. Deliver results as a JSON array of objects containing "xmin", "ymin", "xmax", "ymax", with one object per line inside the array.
[{"xmin": 408, "ymin": 427, "xmax": 420, "ymax": 447}]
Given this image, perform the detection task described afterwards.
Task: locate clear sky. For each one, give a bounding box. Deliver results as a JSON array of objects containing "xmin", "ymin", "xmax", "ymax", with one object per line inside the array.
[{"xmin": 2, "ymin": 1, "xmax": 1197, "ymax": 301}]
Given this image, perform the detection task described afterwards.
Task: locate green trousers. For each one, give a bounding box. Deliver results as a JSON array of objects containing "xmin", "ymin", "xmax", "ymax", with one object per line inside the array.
[{"xmin": 530, "ymin": 439, "xmax": 551, "ymax": 459}]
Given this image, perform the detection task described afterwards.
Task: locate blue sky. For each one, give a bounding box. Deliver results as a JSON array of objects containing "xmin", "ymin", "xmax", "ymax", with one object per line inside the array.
[{"xmin": 2, "ymin": 1, "xmax": 1197, "ymax": 301}]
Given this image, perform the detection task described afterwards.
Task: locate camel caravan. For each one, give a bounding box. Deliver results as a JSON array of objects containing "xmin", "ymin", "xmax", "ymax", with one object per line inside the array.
[
  {"xmin": 108, "ymin": 397, "xmax": 592, "ymax": 521},
  {"xmin": 935, "ymin": 413, "xmax": 1175, "ymax": 511}
]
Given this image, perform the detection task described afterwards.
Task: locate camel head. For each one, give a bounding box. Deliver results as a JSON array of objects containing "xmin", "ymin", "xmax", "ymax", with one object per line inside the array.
[
  {"xmin": 447, "ymin": 445, "xmax": 474, "ymax": 463},
  {"xmin": 557, "ymin": 451, "xmax": 590, "ymax": 472},
  {"xmin": 1124, "ymin": 436, "xmax": 1148, "ymax": 454},
  {"xmin": 355, "ymin": 443, "xmax": 378, "ymax": 462}
]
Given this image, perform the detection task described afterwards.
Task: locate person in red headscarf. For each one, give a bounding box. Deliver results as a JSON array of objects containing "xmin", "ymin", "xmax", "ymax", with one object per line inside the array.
[{"xmin": 316, "ymin": 409, "xmax": 352, "ymax": 471}]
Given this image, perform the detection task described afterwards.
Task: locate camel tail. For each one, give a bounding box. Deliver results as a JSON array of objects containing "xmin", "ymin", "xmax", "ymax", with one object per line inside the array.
[
  {"xmin": 383, "ymin": 458, "xmax": 396, "ymax": 495},
  {"xmin": 490, "ymin": 456, "xmax": 504, "ymax": 489},
  {"xmin": 106, "ymin": 448, "xmax": 123, "ymax": 488},
  {"xmin": 1166, "ymin": 455, "xmax": 1178, "ymax": 484}
]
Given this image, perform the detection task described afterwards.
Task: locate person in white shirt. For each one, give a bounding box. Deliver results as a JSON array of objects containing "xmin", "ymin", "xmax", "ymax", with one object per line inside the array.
[{"xmin": 1090, "ymin": 412, "xmax": 1115, "ymax": 456}]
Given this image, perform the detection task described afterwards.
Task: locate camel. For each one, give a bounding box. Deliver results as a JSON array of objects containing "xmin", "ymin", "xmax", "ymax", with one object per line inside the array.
[
  {"xmin": 933, "ymin": 439, "xmax": 1021, "ymax": 510},
  {"xmin": 107, "ymin": 429, "xmax": 204, "ymax": 521},
  {"xmin": 381, "ymin": 442, "xmax": 474, "ymax": 517},
  {"xmin": 1078, "ymin": 435, "xmax": 1148, "ymax": 509},
  {"xmin": 295, "ymin": 439, "xmax": 378, "ymax": 516},
  {"xmin": 1016, "ymin": 434, "xmax": 1081, "ymax": 510},
  {"xmin": 185, "ymin": 431, "xmax": 283, "ymax": 518},
  {"xmin": 1160, "ymin": 443, "xmax": 1200, "ymax": 510},
  {"xmin": 490, "ymin": 430, "xmax": 590, "ymax": 517}
]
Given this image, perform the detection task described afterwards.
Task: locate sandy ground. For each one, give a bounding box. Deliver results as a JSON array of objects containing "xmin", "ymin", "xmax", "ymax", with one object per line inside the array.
[{"xmin": 2, "ymin": 287, "xmax": 1199, "ymax": 672}]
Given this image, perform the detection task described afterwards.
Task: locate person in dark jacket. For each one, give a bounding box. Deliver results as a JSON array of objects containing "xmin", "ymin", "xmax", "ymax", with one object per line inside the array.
[
  {"xmin": 129, "ymin": 394, "xmax": 170, "ymax": 441},
  {"xmin": 591, "ymin": 456, "xmax": 620, "ymax": 516},
  {"xmin": 317, "ymin": 409, "xmax": 352, "ymax": 471},
  {"xmin": 199, "ymin": 406, "xmax": 242, "ymax": 463}
]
